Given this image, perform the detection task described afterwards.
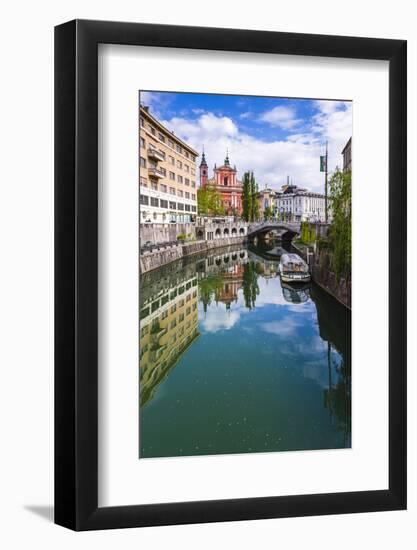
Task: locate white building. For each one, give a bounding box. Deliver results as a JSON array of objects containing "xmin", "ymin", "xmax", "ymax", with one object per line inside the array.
[{"xmin": 276, "ymin": 185, "xmax": 330, "ymax": 222}]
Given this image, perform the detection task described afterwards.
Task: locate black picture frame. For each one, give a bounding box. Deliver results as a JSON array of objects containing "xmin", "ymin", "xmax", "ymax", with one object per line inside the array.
[{"xmin": 55, "ymin": 19, "xmax": 407, "ymax": 531}]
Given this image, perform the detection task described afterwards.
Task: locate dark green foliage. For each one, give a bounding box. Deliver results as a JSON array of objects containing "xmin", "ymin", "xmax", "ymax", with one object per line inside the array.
[
  {"xmin": 328, "ymin": 169, "xmax": 351, "ymax": 281},
  {"xmin": 264, "ymin": 205, "xmax": 274, "ymax": 221},
  {"xmin": 242, "ymin": 171, "xmax": 260, "ymax": 222},
  {"xmin": 197, "ymin": 186, "xmax": 226, "ymax": 216},
  {"xmin": 300, "ymin": 221, "xmax": 316, "ymax": 244}
]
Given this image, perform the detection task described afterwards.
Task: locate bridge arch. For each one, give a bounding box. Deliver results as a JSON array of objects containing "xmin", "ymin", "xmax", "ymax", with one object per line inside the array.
[{"xmin": 247, "ymin": 222, "xmax": 301, "ymax": 241}]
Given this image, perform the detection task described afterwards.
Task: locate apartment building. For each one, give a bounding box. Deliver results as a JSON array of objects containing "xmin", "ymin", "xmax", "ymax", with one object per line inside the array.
[{"xmin": 139, "ymin": 105, "xmax": 198, "ymax": 226}]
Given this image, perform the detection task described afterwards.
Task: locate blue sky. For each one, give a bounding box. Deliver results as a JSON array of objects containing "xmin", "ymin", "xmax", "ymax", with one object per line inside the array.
[{"xmin": 140, "ymin": 91, "xmax": 352, "ymax": 192}]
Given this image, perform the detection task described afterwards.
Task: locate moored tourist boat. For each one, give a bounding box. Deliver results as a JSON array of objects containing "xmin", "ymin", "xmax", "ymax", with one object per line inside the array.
[{"xmin": 278, "ymin": 253, "xmax": 311, "ymax": 283}]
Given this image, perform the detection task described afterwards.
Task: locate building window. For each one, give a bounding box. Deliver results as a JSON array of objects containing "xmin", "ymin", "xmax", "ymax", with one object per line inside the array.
[
  {"xmin": 169, "ymin": 187, "xmax": 176, "ymax": 195},
  {"xmin": 185, "ymin": 151, "xmax": 189, "ymax": 159},
  {"xmin": 140, "ymin": 137, "xmax": 145, "ymax": 148},
  {"xmin": 177, "ymin": 160, "xmax": 182, "ymax": 169},
  {"xmin": 191, "ymin": 194, "xmax": 196, "ymax": 200},
  {"xmin": 140, "ymin": 157, "xmax": 146, "ymax": 168},
  {"xmin": 169, "ymin": 155, "xmax": 175, "ymax": 165},
  {"xmin": 160, "ymin": 184, "xmax": 167, "ymax": 193},
  {"xmin": 169, "ymin": 201, "xmax": 176, "ymax": 209},
  {"xmin": 185, "ymin": 192, "xmax": 190, "ymax": 199},
  {"xmin": 151, "ymin": 181, "xmax": 158, "ymax": 190},
  {"xmin": 160, "ymin": 199, "xmax": 168, "ymax": 208},
  {"xmin": 177, "ymin": 175, "xmax": 183, "ymax": 183},
  {"xmin": 177, "ymin": 203, "xmax": 184, "ymax": 211},
  {"xmin": 140, "ymin": 117, "xmax": 145, "ymax": 127},
  {"xmin": 191, "ymin": 168, "xmax": 195, "ymax": 176},
  {"xmin": 184, "ymin": 164, "xmax": 189, "ymax": 172},
  {"xmin": 139, "ymin": 194, "xmax": 149, "ymax": 205},
  {"xmin": 191, "ymin": 205, "xmax": 196, "ymax": 212},
  {"xmin": 224, "ymin": 177, "xmax": 228, "ymax": 186},
  {"xmin": 150, "ymin": 197, "xmax": 159, "ymax": 207},
  {"xmin": 177, "ymin": 190, "xmax": 183, "ymax": 197},
  {"xmin": 168, "ymin": 139, "xmax": 174, "ymax": 148},
  {"xmin": 149, "ymin": 126, "xmax": 156, "ymax": 136},
  {"xmin": 191, "ymin": 181, "xmax": 195, "ymax": 188},
  {"xmin": 158, "ymin": 132, "xmax": 165, "ymax": 142},
  {"xmin": 159, "ymin": 167, "xmax": 166, "ymax": 176},
  {"xmin": 140, "ymin": 177, "xmax": 147, "ymax": 187},
  {"xmin": 185, "ymin": 178, "xmax": 190, "ymax": 186},
  {"xmin": 185, "ymin": 204, "xmax": 191, "ymax": 212},
  {"xmin": 169, "ymin": 171, "xmax": 175, "ymax": 180},
  {"xmin": 176, "ymin": 145, "xmax": 182, "ymax": 154}
]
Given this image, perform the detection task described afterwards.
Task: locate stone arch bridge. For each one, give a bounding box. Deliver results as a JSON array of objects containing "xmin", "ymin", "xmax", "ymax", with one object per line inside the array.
[{"xmin": 247, "ymin": 221, "xmax": 301, "ymax": 239}]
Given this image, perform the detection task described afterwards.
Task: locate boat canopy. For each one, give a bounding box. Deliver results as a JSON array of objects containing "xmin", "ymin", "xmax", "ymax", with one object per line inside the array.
[{"xmin": 280, "ymin": 253, "xmax": 309, "ymax": 273}]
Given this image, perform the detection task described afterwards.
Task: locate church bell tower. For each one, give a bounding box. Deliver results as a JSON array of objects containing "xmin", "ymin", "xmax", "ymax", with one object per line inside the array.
[{"xmin": 199, "ymin": 149, "xmax": 208, "ymax": 187}]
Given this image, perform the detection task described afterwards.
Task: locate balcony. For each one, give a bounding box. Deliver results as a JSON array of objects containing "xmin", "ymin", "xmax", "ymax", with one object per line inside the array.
[
  {"xmin": 147, "ymin": 147, "xmax": 165, "ymax": 162},
  {"xmin": 148, "ymin": 167, "xmax": 165, "ymax": 179}
]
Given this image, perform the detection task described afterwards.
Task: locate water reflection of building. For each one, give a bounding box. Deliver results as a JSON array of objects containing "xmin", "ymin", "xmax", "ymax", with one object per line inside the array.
[
  {"xmin": 216, "ymin": 264, "xmax": 244, "ymax": 309},
  {"xmin": 200, "ymin": 247, "xmax": 248, "ymax": 275},
  {"xmin": 198, "ymin": 248, "xmax": 248, "ymax": 311},
  {"xmin": 140, "ymin": 274, "xmax": 199, "ymax": 406}
]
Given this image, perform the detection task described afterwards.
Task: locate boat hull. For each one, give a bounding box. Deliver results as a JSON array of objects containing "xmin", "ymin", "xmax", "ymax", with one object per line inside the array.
[{"xmin": 280, "ymin": 274, "xmax": 311, "ymax": 283}]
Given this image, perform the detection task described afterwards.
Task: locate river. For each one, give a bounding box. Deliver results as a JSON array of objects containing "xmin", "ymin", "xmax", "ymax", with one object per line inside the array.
[{"xmin": 139, "ymin": 240, "xmax": 351, "ymax": 458}]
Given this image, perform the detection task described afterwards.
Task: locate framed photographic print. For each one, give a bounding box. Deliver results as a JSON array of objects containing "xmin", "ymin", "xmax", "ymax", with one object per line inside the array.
[{"xmin": 55, "ymin": 20, "xmax": 407, "ymax": 530}]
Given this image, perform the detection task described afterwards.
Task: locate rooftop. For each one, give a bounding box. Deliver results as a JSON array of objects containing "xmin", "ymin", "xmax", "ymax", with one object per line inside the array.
[{"xmin": 140, "ymin": 104, "xmax": 199, "ymax": 156}]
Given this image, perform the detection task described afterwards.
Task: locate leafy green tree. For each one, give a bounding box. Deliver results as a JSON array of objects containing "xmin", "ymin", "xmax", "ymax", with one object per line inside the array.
[
  {"xmin": 264, "ymin": 205, "xmax": 274, "ymax": 221},
  {"xmin": 242, "ymin": 171, "xmax": 260, "ymax": 222},
  {"xmin": 250, "ymin": 172, "xmax": 260, "ymax": 221},
  {"xmin": 242, "ymin": 171, "xmax": 252, "ymax": 221},
  {"xmin": 197, "ymin": 186, "xmax": 226, "ymax": 216},
  {"xmin": 328, "ymin": 168, "xmax": 351, "ymax": 280}
]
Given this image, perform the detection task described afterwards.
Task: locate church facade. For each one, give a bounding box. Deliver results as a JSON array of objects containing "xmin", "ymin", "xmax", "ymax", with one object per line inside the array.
[{"xmin": 199, "ymin": 151, "xmax": 243, "ymax": 215}]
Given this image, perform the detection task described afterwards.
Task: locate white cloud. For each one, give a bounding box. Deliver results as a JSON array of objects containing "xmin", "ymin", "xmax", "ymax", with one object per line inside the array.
[
  {"xmin": 258, "ymin": 105, "xmax": 301, "ymax": 130},
  {"xmin": 160, "ymin": 101, "xmax": 351, "ymax": 193},
  {"xmin": 312, "ymin": 100, "xmax": 353, "ymax": 176},
  {"xmin": 200, "ymin": 308, "xmax": 241, "ymax": 333},
  {"xmin": 139, "ymin": 91, "xmax": 174, "ymax": 119},
  {"xmin": 260, "ymin": 317, "xmax": 303, "ymax": 338}
]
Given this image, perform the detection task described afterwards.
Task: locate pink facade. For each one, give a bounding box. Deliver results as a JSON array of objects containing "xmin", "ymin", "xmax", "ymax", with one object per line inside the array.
[{"xmin": 199, "ymin": 152, "xmax": 243, "ymax": 215}]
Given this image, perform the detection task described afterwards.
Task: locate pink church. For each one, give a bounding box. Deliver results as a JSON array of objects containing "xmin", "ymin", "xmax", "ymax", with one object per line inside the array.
[{"xmin": 199, "ymin": 151, "xmax": 243, "ymax": 215}]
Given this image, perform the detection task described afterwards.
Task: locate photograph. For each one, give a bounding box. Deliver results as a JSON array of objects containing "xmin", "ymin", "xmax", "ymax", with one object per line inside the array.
[{"xmin": 139, "ymin": 91, "xmax": 352, "ymax": 459}]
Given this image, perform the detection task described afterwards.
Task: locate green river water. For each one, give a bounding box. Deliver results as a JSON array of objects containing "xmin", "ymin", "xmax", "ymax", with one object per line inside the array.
[{"xmin": 139, "ymin": 240, "xmax": 351, "ymax": 459}]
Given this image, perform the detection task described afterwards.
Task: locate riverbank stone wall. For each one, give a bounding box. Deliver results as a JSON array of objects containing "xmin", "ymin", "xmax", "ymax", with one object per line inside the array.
[
  {"xmin": 140, "ymin": 236, "xmax": 248, "ymax": 274},
  {"xmin": 140, "ymin": 223, "xmax": 196, "ymax": 245}
]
